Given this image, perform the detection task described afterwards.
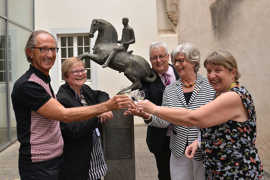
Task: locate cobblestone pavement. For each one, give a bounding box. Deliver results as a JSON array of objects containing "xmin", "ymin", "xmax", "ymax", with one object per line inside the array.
[{"xmin": 0, "ymin": 125, "xmax": 269, "ymax": 180}]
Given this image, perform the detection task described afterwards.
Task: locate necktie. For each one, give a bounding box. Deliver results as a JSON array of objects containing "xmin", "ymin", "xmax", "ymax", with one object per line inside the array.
[
  {"xmin": 163, "ymin": 73, "xmax": 171, "ymax": 86},
  {"xmin": 163, "ymin": 73, "xmax": 173, "ymax": 136}
]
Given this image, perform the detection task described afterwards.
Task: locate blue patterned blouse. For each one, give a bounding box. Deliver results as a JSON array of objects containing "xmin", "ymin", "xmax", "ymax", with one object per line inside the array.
[{"xmin": 200, "ymin": 86, "xmax": 264, "ymax": 179}]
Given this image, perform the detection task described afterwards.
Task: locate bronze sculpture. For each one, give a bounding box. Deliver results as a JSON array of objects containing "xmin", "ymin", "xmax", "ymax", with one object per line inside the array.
[
  {"xmin": 79, "ymin": 19, "xmax": 156, "ymax": 94},
  {"xmin": 102, "ymin": 17, "xmax": 135, "ymax": 68},
  {"xmin": 118, "ymin": 17, "xmax": 135, "ymax": 52}
]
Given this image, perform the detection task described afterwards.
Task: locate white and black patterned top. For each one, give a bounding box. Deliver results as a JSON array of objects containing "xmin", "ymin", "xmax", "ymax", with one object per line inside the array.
[
  {"xmin": 80, "ymin": 94, "xmax": 108, "ymax": 180},
  {"xmin": 149, "ymin": 74, "xmax": 215, "ymax": 161},
  {"xmin": 11, "ymin": 65, "xmax": 63, "ymax": 163}
]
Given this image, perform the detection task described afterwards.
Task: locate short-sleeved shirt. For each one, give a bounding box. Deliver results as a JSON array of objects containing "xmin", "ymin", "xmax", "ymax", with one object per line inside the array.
[{"xmin": 11, "ymin": 65, "xmax": 63, "ymax": 163}]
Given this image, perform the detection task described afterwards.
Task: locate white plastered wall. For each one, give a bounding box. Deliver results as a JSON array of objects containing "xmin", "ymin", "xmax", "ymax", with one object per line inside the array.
[
  {"xmin": 177, "ymin": 0, "xmax": 270, "ymax": 171},
  {"xmin": 35, "ymin": 0, "xmax": 270, "ymax": 171},
  {"xmin": 35, "ymin": 0, "xmax": 177, "ymax": 95}
]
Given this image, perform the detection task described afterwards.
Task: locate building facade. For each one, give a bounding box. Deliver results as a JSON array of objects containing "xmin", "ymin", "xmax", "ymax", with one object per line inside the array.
[
  {"xmin": 35, "ymin": 0, "xmax": 178, "ymax": 95},
  {"xmin": 0, "ymin": 0, "xmax": 34, "ymax": 150},
  {"xmin": 1, "ymin": 0, "xmax": 270, "ymax": 175},
  {"xmin": 0, "ymin": 0, "xmax": 179, "ymax": 150},
  {"xmin": 176, "ymin": 0, "xmax": 270, "ymax": 172}
]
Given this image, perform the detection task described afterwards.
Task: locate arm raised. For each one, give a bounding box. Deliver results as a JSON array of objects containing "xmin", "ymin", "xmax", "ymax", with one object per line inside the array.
[
  {"xmin": 38, "ymin": 95, "xmax": 132, "ymax": 123},
  {"xmin": 138, "ymin": 92, "xmax": 245, "ymax": 128}
]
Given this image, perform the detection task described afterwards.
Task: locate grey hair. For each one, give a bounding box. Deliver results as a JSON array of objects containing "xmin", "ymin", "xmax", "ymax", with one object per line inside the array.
[
  {"xmin": 149, "ymin": 41, "xmax": 169, "ymax": 56},
  {"xmin": 25, "ymin": 30, "xmax": 56, "ymax": 63},
  {"xmin": 171, "ymin": 42, "xmax": 200, "ymax": 73}
]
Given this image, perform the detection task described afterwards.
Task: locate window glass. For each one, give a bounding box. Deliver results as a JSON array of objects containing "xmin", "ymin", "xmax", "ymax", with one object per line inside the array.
[
  {"xmin": 0, "ymin": 34, "xmax": 5, "ymax": 82},
  {"xmin": 0, "ymin": 0, "xmax": 33, "ymax": 150},
  {"xmin": 0, "ymin": 0, "xmax": 5, "ymax": 16},
  {"xmin": 85, "ymin": 59, "xmax": 91, "ymax": 79},
  {"xmin": 84, "ymin": 47, "xmax": 90, "ymax": 52},
  {"xmin": 78, "ymin": 47, "xmax": 83, "ymax": 55},
  {"xmin": 84, "ymin": 58, "xmax": 90, "ymax": 67},
  {"xmin": 0, "ymin": 61, "xmax": 4, "ymax": 70},
  {"xmin": 68, "ymin": 37, "xmax": 73, "ymax": 46},
  {"xmin": 68, "ymin": 48, "xmax": 73, "ymax": 57},
  {"xmin": 84, "ymin": 36, "xmax": 89, "ymax": 46},
  {"xmin": 60, "ymin": 36, "xmax": 73, "ymax": 61},
  {"xmin": 61, "ymin": 48, "xmax": 66, "ymax": 58},
  {"xmin": 77, "ymin": 35, "xmax": 91, "ymax": 80},
  {"xmin": 87, "ymin": 69, "xmax": 91, "ymax": 79},
  {"xmin": 0, "ymin": 19, "xmax": 8, "ymax": 146},
  {"xmin": 8, "ymin": 23, "xmax": 32, "ymax": 142},
  {"xmin": 61, "ymin": 37, "xmax": 66, "ymax": 47},
  {"xmin": 8, "ymin": 24, "xmax": 30, "ymax": 81},
  {"xmin": 78, "ymin": 36, "xmax": 83, "ymax": 46},
  {"xmin": 59, "ymin": 34, "xmax": 91, "ymax": 81},
  {"xmin": 8, "ymin": 0, "xmax": 34, "ymax": 29}
]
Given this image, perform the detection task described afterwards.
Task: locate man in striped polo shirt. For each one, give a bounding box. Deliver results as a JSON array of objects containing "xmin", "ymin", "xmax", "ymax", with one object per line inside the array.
[{"xmin": 11, "ymin": 30, "xmax": 132, "ymax": 180}]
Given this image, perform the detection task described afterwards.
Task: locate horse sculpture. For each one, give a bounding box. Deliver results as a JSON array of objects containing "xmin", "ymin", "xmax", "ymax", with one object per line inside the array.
[{"xmin": 79, "ymin": 19, "xmax": 156, "ymax": 94}]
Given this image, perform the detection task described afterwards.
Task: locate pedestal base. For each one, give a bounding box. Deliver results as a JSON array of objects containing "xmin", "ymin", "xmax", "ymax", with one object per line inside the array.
[{"xmin": 103, "ymin": 109, "xmax": 135, "ymax": 180}]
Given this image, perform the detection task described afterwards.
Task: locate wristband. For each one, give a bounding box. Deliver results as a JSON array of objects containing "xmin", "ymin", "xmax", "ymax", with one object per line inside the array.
[{"xmin": 144, "ymin": 114, "xmax": 152, "ymax": 124}]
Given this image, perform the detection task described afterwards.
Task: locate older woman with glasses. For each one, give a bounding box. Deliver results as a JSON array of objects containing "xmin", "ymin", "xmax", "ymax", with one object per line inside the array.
[
  {"xmin": 135, "ymin": 50, "xmax": 264, "ymax": 179},
  {"xmin": 127, "ymin": 42, "xmax": 215, "ymax": 180},
  {"xmin": 57, "ymin": 57, "xmax": 111, "ymax": 180}
]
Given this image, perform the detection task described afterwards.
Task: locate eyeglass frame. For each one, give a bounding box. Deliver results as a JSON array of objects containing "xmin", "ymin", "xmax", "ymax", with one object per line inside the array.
[
  {"xmin": 150, "ymin": 53, "xmax": 168, "ymax": 61},
  {"xmin": 32, "ymin": 47, "xmax": 59, "ymax": 53},
  {"xmin": 70, "ymin": 69, "xmax": 87, "ymax": 75},
  {"xmin": 172, "ymin": 58, "xmax": 185, "ymax": 65}
]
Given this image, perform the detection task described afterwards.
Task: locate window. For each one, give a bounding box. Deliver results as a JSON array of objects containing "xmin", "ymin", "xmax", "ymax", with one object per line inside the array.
[
  {"xmin": 58, "ymin": 34, "xmax": 91, "ymax": 80},
  {"xmin": 0, "ymin": 36, "xmax": 5, "ymax": 82},
  {"xmin": 0, "ymin": 35, "xmax": 11, "ymax": 82}
]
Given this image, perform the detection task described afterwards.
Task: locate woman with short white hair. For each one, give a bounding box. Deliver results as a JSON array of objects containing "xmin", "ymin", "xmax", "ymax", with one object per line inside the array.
[{"xmin": 129, "ymin": 42, "xmax": 215, "ymax": 180}]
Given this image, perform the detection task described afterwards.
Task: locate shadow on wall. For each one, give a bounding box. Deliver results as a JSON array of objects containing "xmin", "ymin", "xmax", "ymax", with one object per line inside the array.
[{"xmin": 210, "ymin": 0, "xmax": 243, "ymax": 38}]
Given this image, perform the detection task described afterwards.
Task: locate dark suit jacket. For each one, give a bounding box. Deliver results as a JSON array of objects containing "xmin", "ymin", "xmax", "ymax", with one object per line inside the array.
[
  {"xmin": 142, "ymin": 65, "xmax": 179, "ymax": 154},
  {"xmin": 56, "ymin": 83, "xmax": 109, "ymax": 180}
]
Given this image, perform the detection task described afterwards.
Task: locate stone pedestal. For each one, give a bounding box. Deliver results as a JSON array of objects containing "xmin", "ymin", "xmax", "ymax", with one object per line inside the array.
[{"xmin": 103, "ymin": 109, "xmax": 135, "ymax": 180}]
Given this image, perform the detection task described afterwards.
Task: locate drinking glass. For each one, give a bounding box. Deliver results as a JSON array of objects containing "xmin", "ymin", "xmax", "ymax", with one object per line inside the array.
[{"xmin": 130, "ymin": 90, "xmax": 145, "ymax": 103}]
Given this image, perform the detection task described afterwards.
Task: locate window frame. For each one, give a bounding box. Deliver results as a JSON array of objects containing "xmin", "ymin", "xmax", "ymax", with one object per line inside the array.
[
  {"xmin": 0, "ymin": 35, "xmax": 5, "ymax": 82},
  {"xmin": 0, "ymin": 35, "xmax": 11, "ymax": 83},
  {"xmin": 57, "ymin": 33, "xmax": 92, "ymax": 82}
]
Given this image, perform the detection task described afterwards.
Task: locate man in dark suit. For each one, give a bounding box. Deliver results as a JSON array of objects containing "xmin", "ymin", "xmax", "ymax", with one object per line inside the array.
[{"xmin": 141, "ymin": 42, "xmax": 179, "ymax": 180}]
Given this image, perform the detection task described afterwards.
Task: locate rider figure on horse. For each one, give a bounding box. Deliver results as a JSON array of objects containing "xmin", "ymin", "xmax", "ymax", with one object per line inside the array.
[{"xmin": 102, "ymin": 17, "xmax": 135, "ymax": 68}]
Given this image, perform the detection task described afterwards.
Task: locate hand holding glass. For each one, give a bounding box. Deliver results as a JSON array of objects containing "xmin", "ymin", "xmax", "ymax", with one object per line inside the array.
[{"xmin": 130, "ymin": 90, "xmax": 145, "ymax": 103}]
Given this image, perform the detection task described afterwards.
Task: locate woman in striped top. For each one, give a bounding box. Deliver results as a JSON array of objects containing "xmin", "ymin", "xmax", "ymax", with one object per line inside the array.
[
  {"xmin": 135, "ymin": 50, "xmax": 264, "ymax": 179},
  {"xmin": 57, "ymin": 57, "xmax": 110, "ymax": 180},
  {"xmin": 126, "ymin": 42, "xmax": 215, "ymax": 180}
]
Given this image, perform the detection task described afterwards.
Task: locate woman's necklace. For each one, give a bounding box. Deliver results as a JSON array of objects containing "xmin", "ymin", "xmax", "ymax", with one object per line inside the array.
[
  {"xmin": 182, "ymin": 80, "xmax": 196, "ymax": 88},
  {"xmin": 181, "ymin": 74, "xmax": 196, "ymax": 88},
  {"xmin": 229, "ymin": 81, "xmax": 239, "ymax": 89},
  {"xmin": 216, "ymin": 81, "xmax": 240, "ymax": 97}
]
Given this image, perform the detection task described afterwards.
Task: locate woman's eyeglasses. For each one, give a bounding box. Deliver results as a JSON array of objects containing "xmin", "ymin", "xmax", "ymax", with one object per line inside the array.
[
  {"xmin": 70, "ymin": 69, "xmax": 87, "ymax": 75},
  {"xmin": 172, "ymin": 58, "xmax": 185, "ymax": 65}
]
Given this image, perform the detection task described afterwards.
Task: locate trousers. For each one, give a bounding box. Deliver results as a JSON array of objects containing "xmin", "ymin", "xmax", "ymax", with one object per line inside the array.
[
  {"xmin": 153, "ymin": 150, "xmax": 171, "ymax": 180},
  {"xmin": 19, "ymin": 155, "xmax": 63, "ymax": 180},
  {"xmin": 170, "ymin": 153, "xmax": 205, "ymax": 180}
]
